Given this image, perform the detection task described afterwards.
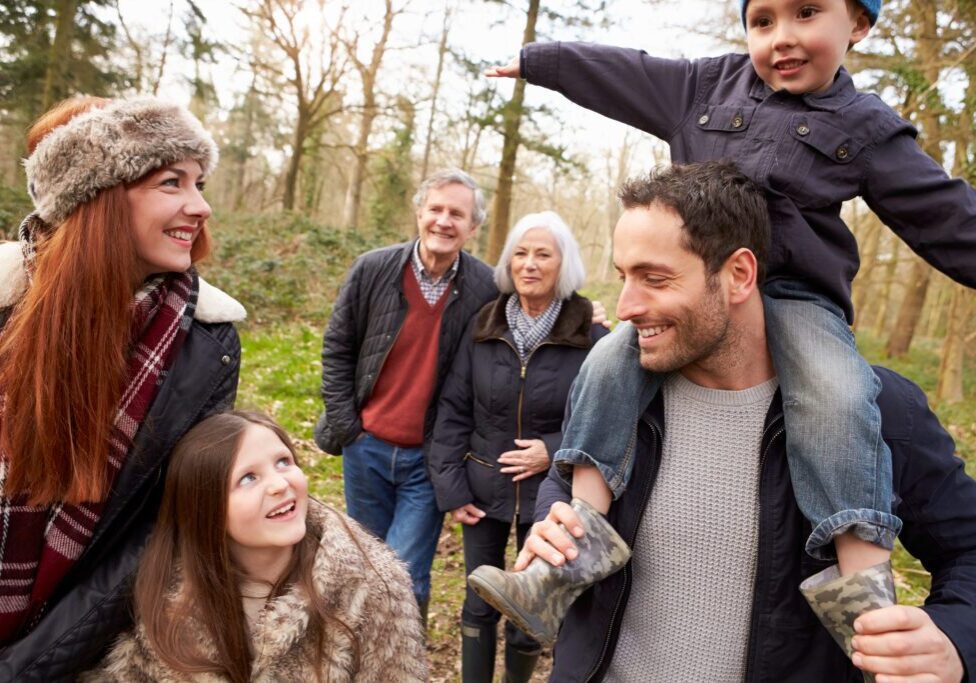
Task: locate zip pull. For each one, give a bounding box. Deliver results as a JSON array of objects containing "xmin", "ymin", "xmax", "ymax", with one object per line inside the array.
[{"xmin": 520, "ymin": 365, "xmax": 526, "ymax": 379}]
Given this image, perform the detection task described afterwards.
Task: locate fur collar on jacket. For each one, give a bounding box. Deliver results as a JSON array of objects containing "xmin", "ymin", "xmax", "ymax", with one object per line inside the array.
[
  {"xmin": 473, "ymin": 291, "xmax": 595, "ymax": 347},
  {"xmin": 0, "ymin": 241, "xmax": 245, "ymax": 324},
  {"xmin": 86, "ymin": 501, "xmax": 428, "ymax": 682}
]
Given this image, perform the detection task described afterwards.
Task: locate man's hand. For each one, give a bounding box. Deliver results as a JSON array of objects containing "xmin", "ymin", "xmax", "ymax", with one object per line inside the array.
[
  {"xmin": 590, "ymin": 299, "xmax": 612, "ymax": 329},
  {"xmin": 851, "ymin": 606, "xmax": 963, "ymax": 683},
  {"xmin": 484, "ymin": 56, "xmax": 520, "ymax": 78},
  {"xmin": 498, "ymin": 439, "xmax": 549, "ymax": 482},
  {"xmin": 451, "ymin": 503, "xmax": 486, "ymax": 525},
  {"xmin": 512, "ymin": 501, "xmax": 586, "ymax": 571}
]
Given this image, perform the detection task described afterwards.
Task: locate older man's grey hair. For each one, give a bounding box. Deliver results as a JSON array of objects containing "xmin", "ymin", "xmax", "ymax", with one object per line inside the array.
[
  {"xmin": 494, "ymin": 211, "xmax": 586, "ymax": 301},
  {"xmin": 412, "ymin": 169, "xmax": 487, "ymax": 228}
]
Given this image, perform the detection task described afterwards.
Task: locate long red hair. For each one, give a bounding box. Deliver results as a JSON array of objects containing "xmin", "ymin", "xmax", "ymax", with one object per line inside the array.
[{"xmin": 0, "ymin": 97, "xmax": 212, "ymax": 506}]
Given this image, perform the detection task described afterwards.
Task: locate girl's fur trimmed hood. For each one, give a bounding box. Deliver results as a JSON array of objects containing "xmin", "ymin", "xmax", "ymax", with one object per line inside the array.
[
  {"xmin": 0, "ymin": 241, "xmax": 245, "ymax": 324},
  {"xmin": 86, "ymin": 501, "xmax": 428, "ymax": 682}
]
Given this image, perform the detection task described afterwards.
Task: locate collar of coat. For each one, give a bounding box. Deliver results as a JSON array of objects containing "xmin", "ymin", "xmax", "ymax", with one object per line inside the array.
[
  {"xmin": 112, "ymin": 501, "xmax": 393, "ymax": 679},
  {"xmin": 0, "ymin": 241, "xmax": 246, "ymax": 323},
  {"xmin": 473, "ymin": 291, "xmax": 594, "ymax": 348}
]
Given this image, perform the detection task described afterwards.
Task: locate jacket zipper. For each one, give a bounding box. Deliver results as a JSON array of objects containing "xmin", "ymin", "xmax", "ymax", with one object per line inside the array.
[
  {"xmin": 586, "ymin": 415, "xmax": 662, "ymax": 681},
  {"xmin": 499, "ymin": 339, "xmax": 554, "ymax": 522},
  {"xmin": 743, "ymin": 414, "xmax": 785, "ymax": 681},
  {"xmin": 464, "ymin": 452, "xmax": 495, "ymax": 468}
]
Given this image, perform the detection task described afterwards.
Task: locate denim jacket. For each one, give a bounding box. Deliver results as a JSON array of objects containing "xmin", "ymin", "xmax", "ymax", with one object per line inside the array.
[
  {"xmin": 522, "ymin": 43, "xmax": 976, "ymax": 322},
  {"xmin": 535, "ymin": 367, "xmax": 976, "ymax": 681}
]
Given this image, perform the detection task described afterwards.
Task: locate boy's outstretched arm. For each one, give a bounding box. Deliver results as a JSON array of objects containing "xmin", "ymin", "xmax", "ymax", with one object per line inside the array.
[{"xmin": 485, "ymin": 56, "xmax": 520, "ymax": 78}]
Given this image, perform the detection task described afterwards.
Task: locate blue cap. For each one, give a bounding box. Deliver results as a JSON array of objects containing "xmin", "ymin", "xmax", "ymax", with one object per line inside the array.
[{"xmin": 740, "ymin": 0, "xmax": 880, "ymax": 27}]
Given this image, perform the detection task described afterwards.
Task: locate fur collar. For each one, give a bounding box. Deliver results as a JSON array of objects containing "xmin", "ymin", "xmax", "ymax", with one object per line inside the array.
[
  {"xmin": 473, "ymin": 291, "xmax": 594, "ymax": 348},
  {"xmin": 0, "ymin": 241, "xmax": 245, "ymax": 323}
]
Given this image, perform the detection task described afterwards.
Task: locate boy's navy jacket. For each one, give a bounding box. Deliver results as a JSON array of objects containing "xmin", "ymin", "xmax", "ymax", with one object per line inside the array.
[
  {"xmin": 535, "ymin": 367, "xmax": 976, "ymax": 682},
  {"xmin": 522, "ymin": 43, "xmax": 976, "ymax": 322}
]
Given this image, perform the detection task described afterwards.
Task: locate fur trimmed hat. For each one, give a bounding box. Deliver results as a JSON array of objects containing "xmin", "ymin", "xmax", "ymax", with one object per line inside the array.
[
  {"xmin": 740, "ymin": 0, "xmax": 881, "ymax": 26},
  {"xmin": 23, "ymin": 98, "xmax": 219, "ymax": 227}
]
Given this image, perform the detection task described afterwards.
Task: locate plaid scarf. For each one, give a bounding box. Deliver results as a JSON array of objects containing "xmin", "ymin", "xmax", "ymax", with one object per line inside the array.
[
  {"xmin": 505, "ymin": 294, "xmax": 563, "ymax": 362},
  {"xmin": 0, "ymin": 269, "xmax": 196, "ymax": 643}
]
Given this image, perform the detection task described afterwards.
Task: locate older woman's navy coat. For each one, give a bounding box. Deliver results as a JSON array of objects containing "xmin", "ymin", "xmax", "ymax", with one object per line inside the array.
[{"xmin": 427, "ymin": 292, "xmax": 608, "ymax": 525}]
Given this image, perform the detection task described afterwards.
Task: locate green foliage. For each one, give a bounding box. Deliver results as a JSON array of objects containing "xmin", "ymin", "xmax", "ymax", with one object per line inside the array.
[
  {"xmin": 0, "ymin": 184, "xmax": 32, "ymax": 240},
  {"xmin": 0, "ymin": 0, "xmax": 126, "ymax": 125},
  {"xmin": 235, "ymin": 323, "xmax": 322, "ymax": 439},
  {"xmin": 200, "ymin": 210, "xmax": 382, "ymax": 327},
  {"xmin": 366, "ymin": 98, "xmax": 415, "ymax": 237}
]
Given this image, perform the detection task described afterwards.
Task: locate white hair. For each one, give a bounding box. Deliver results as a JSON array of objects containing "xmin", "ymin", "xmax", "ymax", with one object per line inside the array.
[
  {"xmin": 494, "ymin": 211, "xmax": 586, "ymax": 301},
  {"xmin": 411, "ymin": 168, "xmax": 487, "ymax": 227}
]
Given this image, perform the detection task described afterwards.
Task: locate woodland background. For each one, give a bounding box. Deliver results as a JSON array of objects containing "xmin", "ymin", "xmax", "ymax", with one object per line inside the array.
[{"xmin": 0, "ymin": 1, "xmax": 973, "ymax": 680}]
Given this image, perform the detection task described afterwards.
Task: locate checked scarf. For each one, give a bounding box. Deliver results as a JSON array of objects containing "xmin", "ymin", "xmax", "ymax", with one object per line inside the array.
[
  {"xmin": 0, "ymin": 268, "xmax": 196, "ymax": 643},
  {"xmin": 505, "ymin": 294, "xmax": 563, "ymax": 363}
]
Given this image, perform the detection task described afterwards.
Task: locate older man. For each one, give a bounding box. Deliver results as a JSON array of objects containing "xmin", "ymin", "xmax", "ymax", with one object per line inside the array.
[
  {"xmin": 314, "ymin": 169, "xmax": 497, "ymax": 618},
  {"xmin": 518, "ymin": 162, "xmax": 976, "ymax": 681}
]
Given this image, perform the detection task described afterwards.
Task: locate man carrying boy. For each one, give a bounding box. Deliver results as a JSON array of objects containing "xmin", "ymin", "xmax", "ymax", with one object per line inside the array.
[
  {"xmin": 472, "ymin": 0, "xmax": 976, "ymax": 660},
  {"xmin": 519, "ymin": 161, "xmax": 975, "ymax": 682}
]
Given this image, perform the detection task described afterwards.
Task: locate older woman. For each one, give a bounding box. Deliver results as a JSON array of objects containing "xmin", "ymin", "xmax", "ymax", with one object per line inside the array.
[{"xmin": 428, "ymin": 211, "xmax": 608, "ymax": 682}]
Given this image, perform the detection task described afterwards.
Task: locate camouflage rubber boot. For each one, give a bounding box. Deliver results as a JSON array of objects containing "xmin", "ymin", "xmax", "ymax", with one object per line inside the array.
[
  {"xmin": 799, "ymin": 561, "xmax": 897, "ymax": 683},
  {"xmin": 467, "ymin": 498, "xmax": 631, "ymax": 647}
]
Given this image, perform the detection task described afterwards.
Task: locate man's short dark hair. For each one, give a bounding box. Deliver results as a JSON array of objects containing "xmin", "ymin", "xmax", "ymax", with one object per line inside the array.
[{"xmin": 618, "ymin": 161, "xmax": 771, "ymax": 283}]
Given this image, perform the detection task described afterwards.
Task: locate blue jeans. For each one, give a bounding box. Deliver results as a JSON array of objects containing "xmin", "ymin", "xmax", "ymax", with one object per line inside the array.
[
  {"xmin": 553, "ymin": 280, "xmax": 901, "ymax": 560},
  {"xmin": 342, "ymin": 432, "xmax": 443, "ymax": 603}
]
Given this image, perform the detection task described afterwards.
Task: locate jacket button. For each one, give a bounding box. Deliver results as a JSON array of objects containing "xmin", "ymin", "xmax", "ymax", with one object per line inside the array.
[
  {"xmin": 220, "ymin": 354, "xmax": 231, "ymax": 366},
  {"xmin": 698, "ymin": 114, "xmax": 709, "ymax": 125},
  {"xmin": 796, "ymin": 124, "xmax": 810, "ymax": 136},
  {"xmin": 836, "ymin": 145, "xmax": 849, "ymax": 159},
  {"xmin": 731, "ymin": 115, "xmax": 743, "ymax": 128}
]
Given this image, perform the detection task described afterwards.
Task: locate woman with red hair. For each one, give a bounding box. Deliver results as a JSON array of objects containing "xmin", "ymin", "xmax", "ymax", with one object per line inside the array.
[{"xmin": 0, "ymin": 96, "xmax": 244, "ymax": 678}]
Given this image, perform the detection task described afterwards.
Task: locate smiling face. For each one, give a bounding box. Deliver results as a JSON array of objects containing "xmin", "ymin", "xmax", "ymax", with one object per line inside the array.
[
  {"xmin": 415, "ymin": 182, "xmax": 479, "ymax": 268},
  {"xmin": 614, "ymin": 203, "xmax": 732, "ymax": 376},
  {"xmin": 225, "ymin": 424, "xmax": 309, "ymax": 569},
  {"xmin": 745, "ymin": 0, "xmax": 870, "ymax": 94},
  {"xmin": 511, "ymin": 227, "xmax": 562, "ymax": 311},
  {"xmin": 126, "ymin": 159, "xmax": 212, "ymax": 281}
]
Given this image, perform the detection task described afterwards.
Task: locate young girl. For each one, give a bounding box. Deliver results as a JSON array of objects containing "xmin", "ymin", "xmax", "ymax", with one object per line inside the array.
[{"xmin": 88, "ymin": 411, "xmax": 428, "ymax": 682}]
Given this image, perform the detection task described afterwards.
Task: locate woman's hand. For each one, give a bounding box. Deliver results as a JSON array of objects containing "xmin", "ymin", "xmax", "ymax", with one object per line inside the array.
[
  {"xmin": 591, "ymin": 300, "xmax": 612, "ymax": 329},
  {"xmin": 484, "ymin": 56, "xmax": 520, "ymax": 78},
  {"xmin": 451, "ymin": 503, "xmax": 486, "ymax": 525},
  {"xmin": 498, "ymin": 439, "xmax": 550, "ymax": 482}
]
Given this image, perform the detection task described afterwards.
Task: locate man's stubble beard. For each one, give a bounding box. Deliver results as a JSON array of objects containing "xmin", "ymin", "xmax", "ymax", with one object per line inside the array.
[{"xmin": 637, "ymin": 276, "xmax": 735, "ymax": 374}]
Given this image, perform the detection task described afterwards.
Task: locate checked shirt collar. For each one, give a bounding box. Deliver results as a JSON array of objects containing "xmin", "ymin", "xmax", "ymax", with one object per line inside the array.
[{"xmin": 411, "ymin": 239, "xmax": 460, "ymax": 306}]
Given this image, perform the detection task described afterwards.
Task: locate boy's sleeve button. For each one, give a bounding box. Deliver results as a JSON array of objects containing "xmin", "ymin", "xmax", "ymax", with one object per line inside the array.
[
  {"xmin": 796, "ymin": 124, "xmax": 810, "ymax": 136},
  {"xmin": 836, "ymin": 146, "xmax": 849, "ymax": 159},
  {"xmin": 698, "ymin": 114, "xmax": 709, "ymax": 125}
]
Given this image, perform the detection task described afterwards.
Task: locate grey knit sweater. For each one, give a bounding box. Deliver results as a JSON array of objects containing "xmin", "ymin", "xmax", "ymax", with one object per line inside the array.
[{"xmin": 605, "ymin": 373, "xmax": 778, "ymax": 682}]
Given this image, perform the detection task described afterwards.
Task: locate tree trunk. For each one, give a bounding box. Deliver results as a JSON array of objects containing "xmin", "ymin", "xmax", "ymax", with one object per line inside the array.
[
  {"xmin": 485, "ymin": 0, "xmax": 540, "ymax": 264},
  {"xmin": 885, "ymin": 256, "xmax": 932, "ymax": 357},
  {"xmin": 342, "ymin": 109, "xmax": 376, "ymax": 229},
  {"xmin": 41, "ymin": 0, "xmax": 78, "ymax": 113},
  {"xmin": 920, "ymin": 273, "xmax": 950, "ymax": 338},
  {"xmin": 852, "ymin": 213, "xmax": 882, "ymax": 330},
  {"xmin": 283, "ymin": 111, "xmax": 308, "ymax": 211},
  {"xmin": 883, "ymin": 0, "xmax": 941, "ymax": 356},
  {"xmin": 342, "ymin": 0, "xmax": 397, "ymax": 230},
  {"xmin": 870, "ymin": 236, "xmax": 900, "ymax": 339},
  {"xmin": 420, "ymin": 4, "xmax": 451, "ymax": 181},
  {"xmin": 936, "ymin": 284, "xmax": 972, "ymax": 402}
]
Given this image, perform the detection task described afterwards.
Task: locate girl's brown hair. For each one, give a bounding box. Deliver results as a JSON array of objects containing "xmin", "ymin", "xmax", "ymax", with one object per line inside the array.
[
  {"xmin": 133, "ymin": 411, "xmax": 361, "ymax": 683},
  {"xmin": 0, "ymin": 96, "xmax": 212, "ymax": 506}
]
